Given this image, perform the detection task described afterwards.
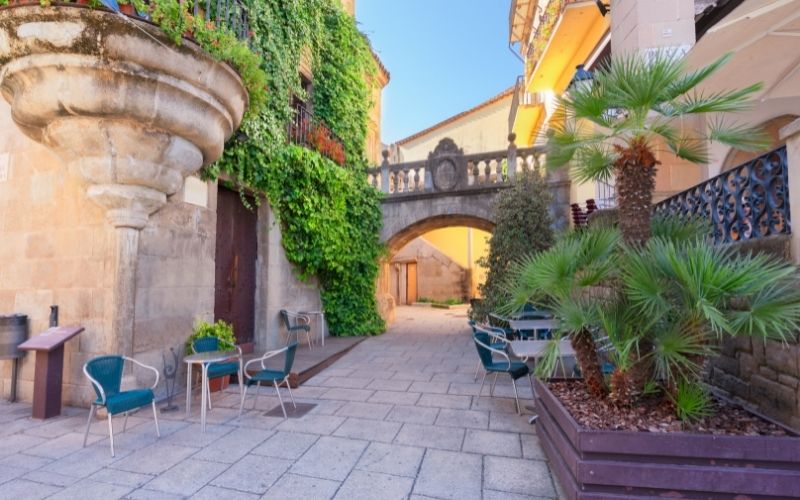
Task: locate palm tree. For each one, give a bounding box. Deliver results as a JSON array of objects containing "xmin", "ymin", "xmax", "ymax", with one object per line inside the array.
[
  {"xmin": 508, "ymin": 219, "xmax": 800, "ymax": 413},
  {"xmin": 546, "ymin": 52, "xmax": 769, "ymax": 245}
]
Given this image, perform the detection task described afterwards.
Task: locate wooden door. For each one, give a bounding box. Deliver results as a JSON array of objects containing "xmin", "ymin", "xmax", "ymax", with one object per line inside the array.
[
  {"xmin": 214, "ymin": 187, "xmax": 258, "ymax": 345},
  {"xmin": 406, "ymin": 262, "xmax": 418, "ymax": 304}
]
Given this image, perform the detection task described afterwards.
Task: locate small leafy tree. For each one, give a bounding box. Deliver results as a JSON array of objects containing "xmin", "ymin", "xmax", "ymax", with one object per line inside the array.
[
  {"xmin": 471, "ymin": 167, "xmax": 554, "ymax": 321},
  {"xmin": 546, "ymin": 52, "xmax": 769, "ymax": 245}
]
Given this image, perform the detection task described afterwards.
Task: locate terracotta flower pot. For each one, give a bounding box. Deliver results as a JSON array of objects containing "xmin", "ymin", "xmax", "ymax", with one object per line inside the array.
[
  {"xmin": 119, "ymin": 3, "xmax": 136, "ymax": 15},
  {"xmin": 208, "ymin": 375, "xmax": 230, "ymax": 393}
]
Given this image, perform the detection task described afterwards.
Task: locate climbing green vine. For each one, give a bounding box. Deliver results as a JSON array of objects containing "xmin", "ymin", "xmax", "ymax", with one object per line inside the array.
[{"xmin": 209, "ymin": 0, "xmax": 386, "ymax": 335}]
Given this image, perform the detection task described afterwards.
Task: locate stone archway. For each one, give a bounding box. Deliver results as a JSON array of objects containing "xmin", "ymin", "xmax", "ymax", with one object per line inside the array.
[{"xmin": 376, "ymin": 213, "xmax": 495, "ymax": 323}]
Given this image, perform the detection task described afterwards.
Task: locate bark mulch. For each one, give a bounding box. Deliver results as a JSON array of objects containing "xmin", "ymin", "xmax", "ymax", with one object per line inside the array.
[{"xmin": 548, "ymin": 380, "xmax": 792, "ymax": 436}]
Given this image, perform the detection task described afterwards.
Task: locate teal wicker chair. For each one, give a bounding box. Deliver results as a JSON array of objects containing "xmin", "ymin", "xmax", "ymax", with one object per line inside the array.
[
  {"xmin": 470, "ymin": 321, "xmax": 510, "ymax": 381},
  {"xmin": 473, "ymin": 327, "xmax": 533, "ymax": 414},
  {"xmin": 239, "ymin": 343, "xmax": 298, "ymax": 418},
  {"xmin": 191, "ymin": 336, "xmax": 243, "ymax": 411},
  {"xmin": 82, "ymin": 355, "xmax": 160, "ymax": 457},
  {"xmin": 279, "ymin": 310, "xmax": 313, "ymax": 350}
]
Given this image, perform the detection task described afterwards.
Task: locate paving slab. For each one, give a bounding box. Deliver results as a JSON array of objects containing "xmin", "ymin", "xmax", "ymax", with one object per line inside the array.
[
  {"xmin": 483, "ymin": 456, "xmax": 555, "ymax": 497},
  {"xmin": 262, "ymin": 473, "xmax": 340, "ymax": 500},
  {"xmin": 210, "ymin": 455, "xmax": 291, "ymax": 494},
  {"xmin": 333, "ymin": 470, "xmax": 414, "ymax": 500},
  {"xmin": 250, "ymin": 431, "xmax": 319, "ymax": 460},
  {"xmin": 394, "ymin": 423, "xmax": 465, "ymax": 451},
  {"xmin": 413, "ymin": 450, "xmax": 483, "ymax": 500},
  {"xmin": 355, "ymin": 442, "xmax": 425, "ymax": 477},
  {"xmin": 144, "ymin": 458, "xmax": 229, "ymax": 495},
  {"xmin": 333, "ymin": 417, "xmax": 402, "ymax": 443},
  {"xmin": 290, "ymin": 436, "xmax": 369, "ymax": 481}
]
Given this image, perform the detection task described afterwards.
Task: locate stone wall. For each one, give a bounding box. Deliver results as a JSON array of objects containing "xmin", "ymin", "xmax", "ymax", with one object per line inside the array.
[
  {"xmin": 391, "ymin": 237, "xmax": 468, "ymax": 303},
  {"xmin": 0, "ymin": 93, "xmax": 327, "ymax": 404},
  {"xmin": 707, "ymin": 235, "xmax": 800, "ymax": 429},
  {"xmin": 0, "ymin": 99, "xmax": 113, "ymax": 404},
  {"xmin": 255, "ymin": 202, "xmax": 323, "ymax": 348}
]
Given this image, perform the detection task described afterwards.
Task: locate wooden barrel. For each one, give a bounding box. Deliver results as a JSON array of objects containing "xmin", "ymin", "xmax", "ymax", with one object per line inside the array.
[{"xmin": 0, "ymin": 314, "xmax": 28, "ymax": 360}]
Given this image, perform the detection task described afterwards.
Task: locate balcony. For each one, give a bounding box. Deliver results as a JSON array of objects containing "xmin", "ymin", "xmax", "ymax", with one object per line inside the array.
[
  {"xmin": 288, "ymin": 104, "xmax": 346, "ymax": 166},
  {"xmin": 1, "ymin": 0, "xmax": 251, "ymax": 41}
]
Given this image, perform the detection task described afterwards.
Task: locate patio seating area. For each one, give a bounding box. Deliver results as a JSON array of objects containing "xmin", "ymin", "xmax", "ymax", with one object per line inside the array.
[{"xmin": 0, "ymin": 306, "xmax": 559, "ymax": 499}]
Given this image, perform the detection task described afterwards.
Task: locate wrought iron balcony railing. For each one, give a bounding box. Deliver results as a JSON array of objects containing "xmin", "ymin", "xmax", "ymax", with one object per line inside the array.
[
  {"xmin": 654, "ymin": 146, "xmax": 791, "ymax": 244},
  {"xmin": 75, "ymin": 0, "xmax": 251, "ymax": 42},
  {"xmin": 288, "ymin": 104, "xmax": 346, "ymax": 165}
]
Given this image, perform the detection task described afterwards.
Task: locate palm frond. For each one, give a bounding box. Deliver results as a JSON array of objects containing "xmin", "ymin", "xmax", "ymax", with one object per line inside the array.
[
  {"xmin": 707, "ymin": 117, "xmax": 772, "ymax": 152},
  {"xmin": 668, "ymin": 136, "xmax": 709, "ymax": 164},
  {"xmin": 571, "ymin": 143, "xmax": 617, "ymax": 183},
  {"xmin": 667, "ymin": 83, "xmax": 762, "ymax": 116},
  {"xmin": 662, "ymin": 52, "xmax": 732, "ymax": 101},
  {"xmin": 650, "ymin": 325, "xmax": 713, "ymax": 384}
]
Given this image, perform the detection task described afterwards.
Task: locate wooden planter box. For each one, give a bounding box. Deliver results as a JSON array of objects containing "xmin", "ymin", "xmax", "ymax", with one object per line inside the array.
[{"xmin": 533, "ymin": 379, "xmax": 800, "ymax": 499}]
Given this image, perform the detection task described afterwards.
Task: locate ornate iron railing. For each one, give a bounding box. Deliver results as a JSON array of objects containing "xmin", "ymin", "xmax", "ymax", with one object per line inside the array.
[
  {"xmin": 288, "ymin": 103, "xmax": 346, "ymax": 165},
  {"xmin": 189, "ymin": 0, "xmax": 250, "ymax": 41},
  {"xmin": 90, "ymin": 0, "xmax": 251, "ymax": 42},
  {"xmin": 654, "ymin": 146, "xmax": 790, "ymax": 244},
  {"xmin": 366, "ymin": 137, "xmax": 544, "ymax": 197}
]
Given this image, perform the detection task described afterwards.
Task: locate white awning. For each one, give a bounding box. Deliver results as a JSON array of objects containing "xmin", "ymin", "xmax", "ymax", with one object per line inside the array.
[{"xmin": 687, "ymin": 0, "xmax": 800, "ymax": 101}]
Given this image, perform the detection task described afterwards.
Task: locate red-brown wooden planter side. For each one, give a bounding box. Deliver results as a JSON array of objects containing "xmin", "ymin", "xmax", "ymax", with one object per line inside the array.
[{"xmin": 533, "ymin": 378, "xmax": 800, "ymax": 499}]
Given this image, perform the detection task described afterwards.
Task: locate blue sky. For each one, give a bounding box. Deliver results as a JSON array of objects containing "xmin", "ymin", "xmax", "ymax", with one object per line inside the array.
[{"xmin": 356, "ymin": 1, "xmax": 520, "ymax": 144}]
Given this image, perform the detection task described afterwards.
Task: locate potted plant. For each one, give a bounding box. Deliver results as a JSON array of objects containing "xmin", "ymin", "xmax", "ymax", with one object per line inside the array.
[
  {"xmin": 506, "ymin": 218, "xmax": 800, "ymax": 499},
  {"xmin": 186, "ymin": 319, "xmax": 237, "ymax": 392},
  {"xmin": 502, "ymin": 50, "xmax": 800, "ymax": 498}
]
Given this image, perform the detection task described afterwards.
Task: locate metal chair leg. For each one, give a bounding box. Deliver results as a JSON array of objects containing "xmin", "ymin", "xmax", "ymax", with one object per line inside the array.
[
  {"xmin": 511, "ymin": 378, "xmax": 521, "ymax": 414},
  {"xmin": 284, "ymin": 377, "xmax": 297, "ymax": 409},
  {"xmin": 474, "ymin": 361, "xmax": 481, "ymax": 381},
  {"xmin": 107, "ymin": 413, "xmax": 115, "ymax": 457},
  {"xmin": 83, "ymin": 405, "xmax": 96, "ymax": 448},
  {"xmin": 238, "ymin": 383, "xmax": 250, "ymax": 417},
  {"xmin": 123, "ymin": 412, "xmax": 129, "ymax": 432},
  {"xmin": 253, "ymin": 381, "xmax": 261, "ymax": 410},
  {"xmin": 478, "ymin": 372, "xmax": 487, "ymax": 398},
  {"xmin": 273, "ymin": 380, "xmax": 287, "ymax": 418},
  {"xmin": 490, "ymin": 372, "xmax": 499, "ymax": 396},
  {"xmin": 152, "ymin": 401, "xmax": 160, "ymax": 438}
]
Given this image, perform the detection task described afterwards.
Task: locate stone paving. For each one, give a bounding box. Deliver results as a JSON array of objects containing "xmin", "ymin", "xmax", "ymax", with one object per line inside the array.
[{"xmin": 0, "ymin": 306, "xmax": 560, "ymax": 499}]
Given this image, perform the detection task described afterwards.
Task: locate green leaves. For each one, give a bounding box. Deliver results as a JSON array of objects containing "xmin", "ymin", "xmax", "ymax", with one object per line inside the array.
[
  {"xmin": 266, "ymin": 147, "xmax": 385, "ymax": 335},
  {"xmin": 546, "ymin": 50, "xmax": 768, "ymax": 193},
  {"xmin": 505, "ymin": 219, "xmax": 800, "ymax": 420}
]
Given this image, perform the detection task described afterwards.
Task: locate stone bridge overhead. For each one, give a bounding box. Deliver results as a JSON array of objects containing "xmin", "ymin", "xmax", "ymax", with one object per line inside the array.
[{"xmin": 367, "ymin": 137, "xmax": 571, "ymax": 251}]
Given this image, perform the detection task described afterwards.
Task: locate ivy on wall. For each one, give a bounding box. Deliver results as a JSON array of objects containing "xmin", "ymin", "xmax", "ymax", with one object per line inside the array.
[{"xmin": 207, "ymin": 0, "xmax": 386, "ymax": 335}]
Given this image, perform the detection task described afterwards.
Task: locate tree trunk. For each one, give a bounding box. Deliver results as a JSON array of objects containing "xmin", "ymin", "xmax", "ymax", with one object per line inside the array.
[
  {"xmin": 571, "ymin": 327, "xmax": 607, "ymax": 399},
  {"xmin": 614, "ymin": 139, "xmax": 658, "ymax": 245}
]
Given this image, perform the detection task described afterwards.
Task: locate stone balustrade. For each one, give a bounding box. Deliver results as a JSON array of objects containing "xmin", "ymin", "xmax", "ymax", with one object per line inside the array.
[{"xmin": 367, "ymin": 136, "xmax": 544, "ymax": 197}]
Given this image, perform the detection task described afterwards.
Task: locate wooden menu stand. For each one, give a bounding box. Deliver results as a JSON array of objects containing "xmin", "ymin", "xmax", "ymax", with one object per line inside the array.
[{"xmin": 18, "ymin": 326, "xmax": 84, "ymax": 419}]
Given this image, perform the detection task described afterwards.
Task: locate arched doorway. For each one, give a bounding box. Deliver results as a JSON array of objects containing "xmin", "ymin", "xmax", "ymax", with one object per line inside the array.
[{"xmin": 379, "ymin": 215, "xmax": 495, "ymax": 321}]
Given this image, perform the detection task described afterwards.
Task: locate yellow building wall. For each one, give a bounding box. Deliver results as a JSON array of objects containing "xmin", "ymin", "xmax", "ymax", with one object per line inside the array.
[
  {"xmin": 421, "ymin": 227, "xmax": 491, "ymax": 298},
  {"xmin": 398, "ymin": 94, "xmax": 512, "ymax": 162}
]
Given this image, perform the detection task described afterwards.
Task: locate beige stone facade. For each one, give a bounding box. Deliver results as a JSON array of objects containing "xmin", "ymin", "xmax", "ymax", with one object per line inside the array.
[{"xmin": 0, "ymin": 6, "xmax": 322, "ymax": 407}]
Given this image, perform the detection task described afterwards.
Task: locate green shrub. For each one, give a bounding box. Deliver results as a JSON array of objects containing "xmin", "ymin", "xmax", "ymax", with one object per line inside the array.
[
  {"xmin": 471, "ymin": 167, "xmax": 554, "ymax": 321},
  {"xmin": 185, "ymin": 320, "xmax": 236, "ymax": 355}
]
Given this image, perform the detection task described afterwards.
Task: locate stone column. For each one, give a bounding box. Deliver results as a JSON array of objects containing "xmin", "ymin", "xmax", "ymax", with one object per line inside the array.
[
  {"xmin": 0, "ymin": 6, "xmax": 247, "ymax": 358},
  {"xmin": 611, "ymin": 0, "xmax": 696, "ymax": 56},
  {"xmin": 780, "ymin": 118, "xmax": 800, "ymax": 265}
]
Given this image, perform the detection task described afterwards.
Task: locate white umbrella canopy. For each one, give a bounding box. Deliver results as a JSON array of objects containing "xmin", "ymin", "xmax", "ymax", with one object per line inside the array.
[{"xmin": 686, "ymin": 0, "xmax": 800, "ymax": 101}]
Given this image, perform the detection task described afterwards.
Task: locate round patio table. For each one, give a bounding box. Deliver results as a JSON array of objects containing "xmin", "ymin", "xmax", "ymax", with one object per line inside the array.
[
  {"xmin": 509, "ymin": 339, "xmax": 575, "ymax": 424},
  {"xmin": 184, "ymin": 350, "xmax": 238, "ymax": 433}
]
